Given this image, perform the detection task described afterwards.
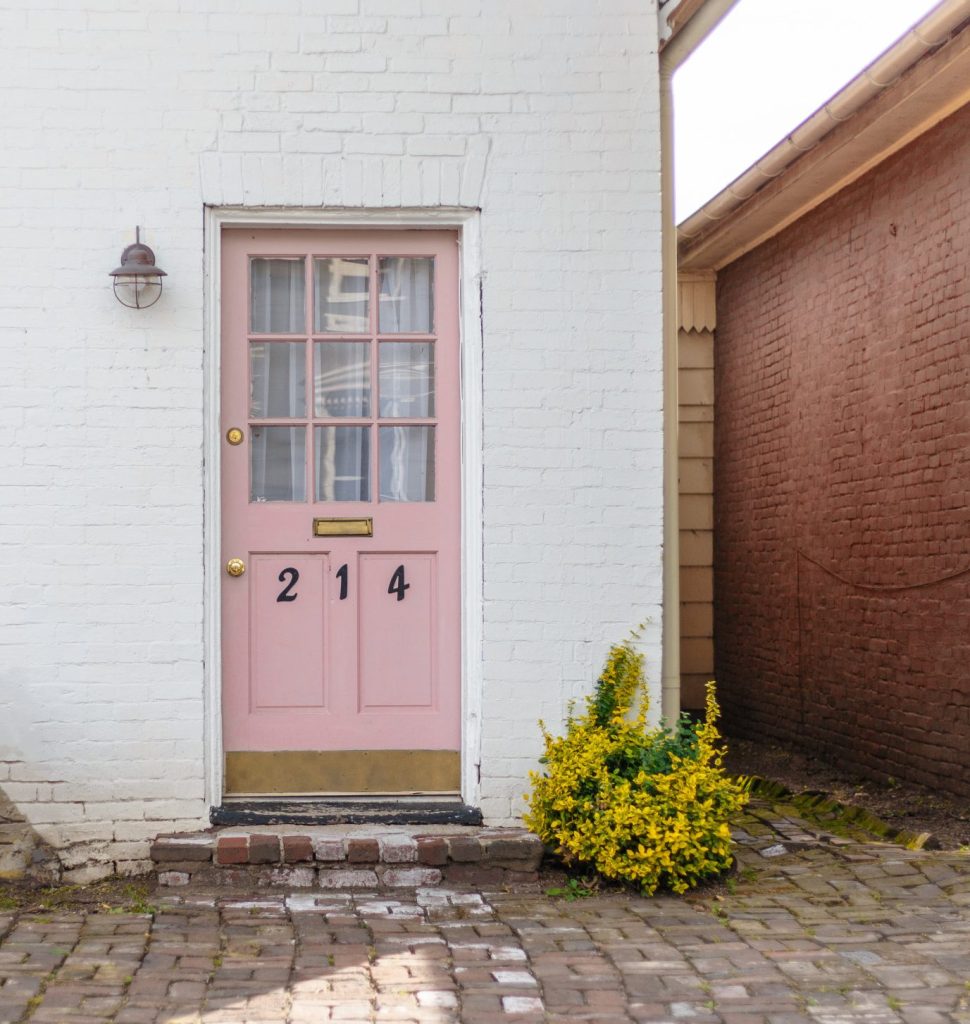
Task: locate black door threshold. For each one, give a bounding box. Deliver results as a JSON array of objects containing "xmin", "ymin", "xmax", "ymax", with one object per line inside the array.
[{"xmin": 210, "ymin": 798, "xmax": 483, "ymax": 827}]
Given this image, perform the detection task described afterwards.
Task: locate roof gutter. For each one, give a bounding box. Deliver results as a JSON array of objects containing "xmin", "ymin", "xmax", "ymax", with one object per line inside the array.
[
  {"xmin": 679, "ymin": 0, "xmax": 970, "ymax": 259},
  {"xmin": 660, "ymin": 0, "xmax": 740, "ymax": 71}
]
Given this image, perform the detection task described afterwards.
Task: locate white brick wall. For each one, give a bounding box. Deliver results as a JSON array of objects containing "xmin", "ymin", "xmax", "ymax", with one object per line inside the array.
[{"xmin": 0, "ymin": 0, "xmax": 663, "ymax": 873}]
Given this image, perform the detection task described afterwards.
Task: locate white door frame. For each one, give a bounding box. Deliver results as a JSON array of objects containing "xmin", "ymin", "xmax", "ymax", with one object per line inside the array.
[{"xmin": 202, "ymin": 206, "xmax": 484, "ymax": 808}]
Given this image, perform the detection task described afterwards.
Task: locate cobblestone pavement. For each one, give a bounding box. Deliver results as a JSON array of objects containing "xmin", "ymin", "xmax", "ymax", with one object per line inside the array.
[{"xmin": 1, "ymin": 805, "xmax": 968, "ymax": 1024}]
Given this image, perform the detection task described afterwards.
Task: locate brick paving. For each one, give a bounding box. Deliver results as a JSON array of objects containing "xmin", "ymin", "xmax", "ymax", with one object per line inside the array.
[{"xmin": 2, "ymin": 805, "xmax": 969, "ymax": 1023}]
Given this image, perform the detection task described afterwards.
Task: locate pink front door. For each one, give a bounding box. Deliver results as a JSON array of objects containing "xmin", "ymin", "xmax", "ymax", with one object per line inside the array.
[{"xmin": 220, "ymin": 228, "xmax": 461, "ymax": 795}]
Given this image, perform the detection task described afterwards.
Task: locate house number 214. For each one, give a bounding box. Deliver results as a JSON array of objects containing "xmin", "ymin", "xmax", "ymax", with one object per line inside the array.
[{"xmin": 275, "ymin": 565, "xmax": 411, "ymax": 603}]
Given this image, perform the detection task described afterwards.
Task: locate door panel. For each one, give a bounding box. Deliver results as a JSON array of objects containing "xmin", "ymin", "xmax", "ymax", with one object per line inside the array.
[
  {"xmin": 249, "ymin": 555, "xmax": 328, "ymax": 712},
  {"xmin": 358, "ymin": 553, "xmax": 436, "ymax": 711},
  {"xmin": 220, "ymin": 228, "xmax": 461, "ymax": 794}
]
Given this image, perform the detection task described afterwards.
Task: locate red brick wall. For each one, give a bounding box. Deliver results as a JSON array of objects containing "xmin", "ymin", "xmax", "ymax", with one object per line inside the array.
[{"xmin": 714, "ymin": 102, "xmax": 970, "ymax": 796}]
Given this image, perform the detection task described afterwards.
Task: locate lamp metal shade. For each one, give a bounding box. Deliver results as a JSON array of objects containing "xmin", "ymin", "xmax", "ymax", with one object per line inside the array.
[{"xmin": 109, "ymin": 238, "xmax": 167, "ymax": 309}]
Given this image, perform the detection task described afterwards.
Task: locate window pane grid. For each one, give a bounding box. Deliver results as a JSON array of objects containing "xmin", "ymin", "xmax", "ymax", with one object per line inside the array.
[{"xmin": 247, "ymin": 252, "xmax": 438, "ymax": 504}]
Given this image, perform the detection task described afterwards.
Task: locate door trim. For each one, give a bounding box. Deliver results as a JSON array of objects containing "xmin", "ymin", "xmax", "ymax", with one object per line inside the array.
[{"xmin": 202, "ymin": 206, "xmax": 484, "ymax": 812}]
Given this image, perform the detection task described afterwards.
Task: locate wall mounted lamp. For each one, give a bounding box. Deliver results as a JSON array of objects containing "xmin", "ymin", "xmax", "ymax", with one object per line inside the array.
[{"xmin": 109, "ymin": 227, "xmax": 167, "ymax": 308}]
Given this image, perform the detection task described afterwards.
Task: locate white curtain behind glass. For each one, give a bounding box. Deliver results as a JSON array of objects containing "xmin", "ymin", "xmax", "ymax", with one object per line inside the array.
[
  {"xmin": 380, "ymin": 426, "xmax": 434, "ymax": 502},
  {"xmin": 251, "ymin": 427, "xmax": 305, "ymax": 502},
  {"xmin": 249, "ymin": 259, "xmax": 305, "ymax": 502},
  {"xmin": 316, "ymin": 427, "xmax": 370, "ymax": 502},
  {"xmin": 378, "ymin": 343, "xmax": 434, "ymax": 417},
  {"xmin": 251, "ymin": 343, "xmax": 305, "ymax": 418},
  {"xmin": 251, "ymin": 259, "xmax": 305, "ymax": 334},
  {"xmin": 379, "ymin": 258, "xmax": 433, "ymax": 333}
]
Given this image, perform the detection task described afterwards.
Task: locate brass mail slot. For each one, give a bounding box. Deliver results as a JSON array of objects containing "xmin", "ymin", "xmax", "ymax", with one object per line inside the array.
[{"xmin": 313, "ymin": 517, "xmax": 373, "ymax": 537}]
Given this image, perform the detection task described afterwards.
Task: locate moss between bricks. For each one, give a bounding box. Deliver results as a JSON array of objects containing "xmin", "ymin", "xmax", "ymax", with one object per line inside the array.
[
  {"xmin": 0, "ymin": 876, "xmax": 156, "ymax": 914},
  {"xmin": 741, "ymin": 776, "xmax": 937, "ymax": 850}
]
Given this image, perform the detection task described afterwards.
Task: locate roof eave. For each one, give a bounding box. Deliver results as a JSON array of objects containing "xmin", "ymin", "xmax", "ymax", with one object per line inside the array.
[{"xmin": 678, "ymin": 1, "xmax": 970, "ymax": 272}]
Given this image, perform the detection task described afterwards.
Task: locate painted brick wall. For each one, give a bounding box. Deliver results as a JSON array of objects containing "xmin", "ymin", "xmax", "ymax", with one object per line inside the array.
[
  {"xmin": 714, "ymin": 103, "xmax": 970, "ymax": 796},
  {"xmin": 0, "ymin": 1, "xmax": 663, "ymax": 875}
]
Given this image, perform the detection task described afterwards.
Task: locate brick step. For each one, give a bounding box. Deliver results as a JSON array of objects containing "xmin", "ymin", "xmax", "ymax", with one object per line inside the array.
[{"xmin": 151, "ymin": 825, "xmax": 545, "ymax": 889}]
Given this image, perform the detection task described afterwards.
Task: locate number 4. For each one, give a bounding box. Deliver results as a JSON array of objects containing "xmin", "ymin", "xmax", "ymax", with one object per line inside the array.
[{"xmin": 388, "ymin": 564, "xmax": 410, "ymax": 602}]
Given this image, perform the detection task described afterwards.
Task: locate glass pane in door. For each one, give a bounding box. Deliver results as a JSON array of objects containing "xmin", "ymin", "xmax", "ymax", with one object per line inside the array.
[
  {"xmin": 378, "ymin": 343, "xmax": 434, "ymax": 417},
  {"xmin": 379, "ymin": 425, "xmax": 434, "ymax": 501},
  {"xmin": 250, "ymin": 342, "xmax": 306, "ymax": 418},
  {"xmin": 251, "ymin": 427, "xmax": 306, "ymax": 502},
  {"xmin": 314, "ymin": 257, "xmax": 370, "ymax": 333},
  {"xmin": 315, "ymin": 426, "xmax": 371, "ymax": 502},
  {"xmin": 250, "ymin": 258, "xmax": 306, "ymax": 334},
  {"xmin": 378, "ymin": 257, "xmax": 433, "ymax": 333},
  {"xmin": 314, "ymin": 343, "xmax": 370, "ymax": 418}
]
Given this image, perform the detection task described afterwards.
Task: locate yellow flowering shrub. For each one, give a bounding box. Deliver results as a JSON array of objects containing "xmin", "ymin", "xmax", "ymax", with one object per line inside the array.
[{"xmin": 524, "ymin": 639, "xmax": 747, "ymax": 895}]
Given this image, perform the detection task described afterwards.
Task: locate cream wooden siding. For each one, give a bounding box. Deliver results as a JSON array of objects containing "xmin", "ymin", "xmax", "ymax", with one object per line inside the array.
[{"xmin": 678, "ymin": 273, "xmax": 716, "ymax": 709}]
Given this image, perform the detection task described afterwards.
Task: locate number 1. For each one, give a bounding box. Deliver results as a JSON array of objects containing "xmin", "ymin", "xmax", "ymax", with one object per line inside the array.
[{"xmin": 336, "ymin": 563, "xmax": 348, "ymax": 601}]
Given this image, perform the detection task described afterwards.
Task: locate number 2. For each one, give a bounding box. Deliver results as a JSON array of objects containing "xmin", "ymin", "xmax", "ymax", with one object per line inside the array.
[
  {"xmin": 277, "ymin": 567, "xmax": 299, "ymax": 602},
  {"xmin": 388, "ymin": 564, "xmax": 410, "ymax": 602}
]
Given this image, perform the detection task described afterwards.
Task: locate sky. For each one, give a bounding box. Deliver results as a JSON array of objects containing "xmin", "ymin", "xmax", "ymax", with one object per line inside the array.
[{"xmin": 673, "ymin": 0, "xmax": 940, "ymax": 221}]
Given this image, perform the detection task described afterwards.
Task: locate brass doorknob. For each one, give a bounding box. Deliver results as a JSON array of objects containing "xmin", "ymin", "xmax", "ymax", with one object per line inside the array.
[{"xmin": 226, "ymin": 558, "xmax": 246, "ymax": 577}]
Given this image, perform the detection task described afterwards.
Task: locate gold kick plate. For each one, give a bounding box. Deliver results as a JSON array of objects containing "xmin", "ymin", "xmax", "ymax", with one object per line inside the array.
[
  {"xmin": 225, "ymin": 750, "xmax": 461, "ymax": 795},
  {"xmin": 313, "ymin": 517, "xmax": 373, "ymax": 537}
]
